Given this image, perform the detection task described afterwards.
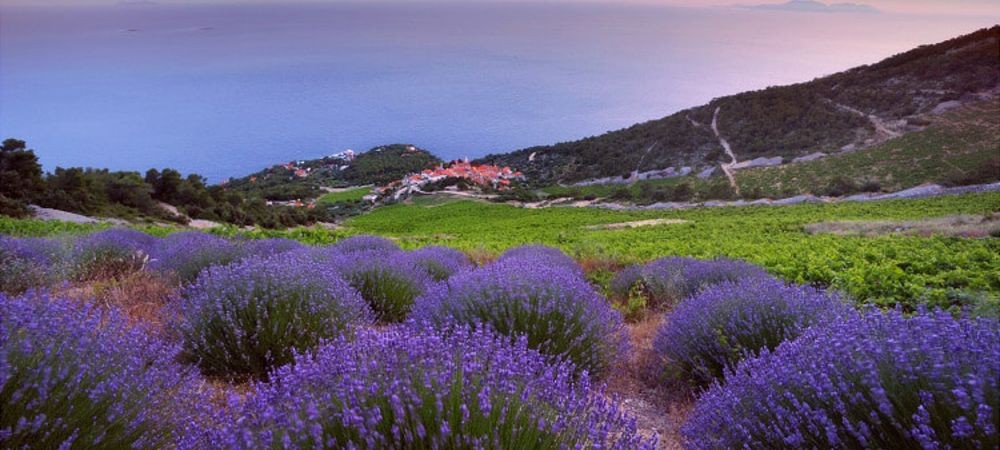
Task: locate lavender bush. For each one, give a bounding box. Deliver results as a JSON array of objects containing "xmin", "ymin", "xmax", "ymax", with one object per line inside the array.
[
  {"xmin": 654, "ymin": 277, "xmax": 851, "ymax": 386},
  {"xmin": 0, "ymin": 236, "xmax": 61, "ymax": 294},
  {"xmin": 412, "ymin": 259, "xmax": 628, "ymax": 377},
  {"xmin": 634, "ymin": 257, "xmax": 772, "ymax": 308},
  {"xmin": 331, "ymin": 234, "xmax": 401, "ymax": 254},
  {"xmin": 68, "ymin": 228, "xmax": 155, "ymax": 281},
  {"xmin": 149, "ymin": 231, "xmax": 244, "ymax": 284},
  {"xmin": 209, "ymin": 325, "xmax": 656, "ymax": 449},
  {"xmin": 497, "ymin": 245, "xmax": 582, "ymax": 274},
  {"xmin": 331, "ymin": 249, "xmax": 431, "ymax": 323},
  {"xmin": 407, "ymin": 245, "xmax": 474, "ymax": 281},
  {"xmin": 1, "ymin": 293, "xmax": 206, "ymax": 449},
  {"xmin": 239, "ymin": 237, "xmax": 306, "ymax": 259},
  {"xmin": 173, "ymin": 253, "xmax": 373, "ymax": 379},
  {"xmin": 683, "ymin": 310, "xmax": 1000, "ymax": 449}
]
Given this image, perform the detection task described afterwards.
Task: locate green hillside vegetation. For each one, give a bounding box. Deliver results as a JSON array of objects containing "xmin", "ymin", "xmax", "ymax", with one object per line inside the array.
[
  {"xmin": 226, "ymin": 144, "xmax": 441, "ymax": 201},
  {"xmin": 479, "ymin": 26, "xmax": 999, "ymax": 185},
  {"xmin": 318, "ymin": 187, "xmax": 371, "ymax": 204},
  {"xmin": 542, "ymin": 99, "xmax": 1000, "ymax": 203}
]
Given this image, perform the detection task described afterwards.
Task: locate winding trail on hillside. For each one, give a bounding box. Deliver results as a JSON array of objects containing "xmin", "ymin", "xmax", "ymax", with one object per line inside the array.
[
  {"xmin": 631, "ymin": 141, "xmax": 661, "ymax": 183},
  {"xmin": 826, "ymin": 99, "xmax": 902, "ymax": 140},
  {"xmin": 711, "ymin": 107, "xmax": 741, "ymax": 196}
]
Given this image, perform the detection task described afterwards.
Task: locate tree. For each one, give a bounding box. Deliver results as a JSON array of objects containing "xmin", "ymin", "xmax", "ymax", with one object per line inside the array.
[{"xmin": 0, "ymin": 139, "xmax": 45, "ymax": 216}]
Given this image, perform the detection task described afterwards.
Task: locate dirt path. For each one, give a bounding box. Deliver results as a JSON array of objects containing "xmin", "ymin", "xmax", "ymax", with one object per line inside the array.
[
  {"xmin": 711, "ymin": 107, "xmax": 741, "ymax": 196},
  {"xmin": 827, "ymin": 100, "xmax": 902, "ymax": 140},
  {"xmin": 631, "ymin": 141, "xmax": 662, "ymax": 183},
  {"xmin": 606, "ymin": 315, "xmax": 694, "ymax": 449}
]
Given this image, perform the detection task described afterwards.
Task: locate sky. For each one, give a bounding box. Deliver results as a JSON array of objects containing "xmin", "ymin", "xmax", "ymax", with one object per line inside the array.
[{"xmin": 1, "ymin": 0, "xmax": 999, "ymax": 16}]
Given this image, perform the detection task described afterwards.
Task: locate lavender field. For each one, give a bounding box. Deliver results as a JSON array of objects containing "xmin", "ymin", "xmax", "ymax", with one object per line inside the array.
[{"xmin": 1, "ymin": 229, "xmax": 997, "ymax": 449}]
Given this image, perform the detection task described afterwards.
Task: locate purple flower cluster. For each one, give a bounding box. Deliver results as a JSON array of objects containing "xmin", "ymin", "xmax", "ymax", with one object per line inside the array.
[
  {"xmin": 331, "ymin": 234, "xmax": 401, "ymax": 254},
  {"xmin": 609, "ymin": 264, "xmax": 644, "ymax": 300},
  {"xmin": 209, "ymin": 325, "xmax": 656, "ymax": 449},
  {"xmin": 497, "ymin": 245, "xmax": 583, "ymax": 274},
  {"xmin": 406, "ymin": 245, "xmax": 474, "ymax": 281},
  {"xmin": 239, "ymin": 237, "xmax": 306, "ymax": 259},
  {"xmin": 654, "ymin": 277, "xmax": 852, "ymax": 386},
  {"xmin": 1, "ymin": 292, "xmax": 207, "ymax": 449},
  {"xmin": 173, "ymin": 253, "xmax": 373, "ymax": 379},
  {"xmin": 149, "ymin": 231, "xmax": 244, "ymax": 284},
  {"xmin": 0, "ymin": 236, "xmax": 62, "ymax": 294},
  {"xmin": 683, "ymin": 309, "xmax": 1000, "ymax": 449},
  {"xmin": 412, "ymin": 256, "xmax": 628, "ymax": 377},
  {"xmin": 619, "ymin": 256, "xmax": 772, "ymax": 308},
  {"xmin": 329, "ymin": 249, "xmax": 432, "ymax": 323},
  {"xmin": 68, "ymin": 228, "xmax": 156, "ymax": 281}
]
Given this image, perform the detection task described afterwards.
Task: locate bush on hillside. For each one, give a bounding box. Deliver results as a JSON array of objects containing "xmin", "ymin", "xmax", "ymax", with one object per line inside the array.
[
  {"xmin": 683, "ymin": 309, "xmax": 1000, "ymax": 449},
  {"xmin": 208, "ymin": 326, "xmax": 655, "ymax": 449},
  {"xmin": 406, "ymin": 245, "xmax": 474, "ymax": 281},
  {"xmin": 412, "ymin": 259, "xmax": 627, "ymax": 377},
  {"xmin": 330, "ymin": 250, "xmax": 431, "ymax": 323},
  {"xmin": 68, "ymin": 228, "xmax": 155, "ymax": 281},
  {"xmin": 614, "ymin": 257, "xmax": 771, "ymax": 308},
  {"xmin": 0, "ymin": 293, "xmax": 206, "ymax": 449},
  {"xmin": 0, "ymin": 236, "xmax": 61, "ymax": 294},
  {"xmin": 653, "ymin": 278, "xmax": 852, "ymax": 386},
  {"xmin": 149, "ymin": 231, "xmax": 244, "ymax": 284},
  {"xmin": 173, "ymin": 254, "xmax": 372, "ymax": 379}
]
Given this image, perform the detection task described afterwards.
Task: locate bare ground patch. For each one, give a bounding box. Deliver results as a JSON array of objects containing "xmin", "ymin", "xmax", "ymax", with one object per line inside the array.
[
  {"xmin": 805, "ymin": 213, "xmax": 1000, "ymax": 238},
  {"xmin": 586, "ymin": 219, "xmax": 690, "ymax": 231},
  {"xmin": 606, "ymin": 314, "xmax": 695, "ymax": 449}
]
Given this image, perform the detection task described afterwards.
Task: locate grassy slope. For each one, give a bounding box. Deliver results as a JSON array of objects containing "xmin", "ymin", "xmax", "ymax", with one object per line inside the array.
[
  {"xmin": 540, "ymin": 100, "xmax": 1000, "ymax": 201},
  {"xmin": 318, "ymin": 187, "xmax": 371, "ymax": 204},
  {"xmin": 736, "ymin": 99, "xmax": 1000, "ymax": 197},
  {"xmin": 344, "ymin": 194, "xmax": 1000, "ymax": 306}
]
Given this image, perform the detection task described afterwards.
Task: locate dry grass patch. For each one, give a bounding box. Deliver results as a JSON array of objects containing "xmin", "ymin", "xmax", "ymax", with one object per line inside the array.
[{"xmin": 804, "ymin": 213, "xmax": 1000, "ymax": 238}]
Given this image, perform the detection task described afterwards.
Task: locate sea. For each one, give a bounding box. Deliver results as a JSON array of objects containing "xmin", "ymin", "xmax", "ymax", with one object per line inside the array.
[{"xmin": 0, "ymin": 2, "xmax": 995, "ymax": 181}]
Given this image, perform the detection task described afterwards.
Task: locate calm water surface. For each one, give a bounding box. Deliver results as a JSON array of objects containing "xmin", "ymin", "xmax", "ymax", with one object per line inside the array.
[{"xmin": 0, "ymin": 2, "xmax": 995, "ymax": 181}]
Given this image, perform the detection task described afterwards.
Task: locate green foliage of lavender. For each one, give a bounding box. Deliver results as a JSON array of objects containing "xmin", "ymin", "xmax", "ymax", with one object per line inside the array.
[
  {"xmin": 209, "ymin": 326, "xmax": 656, "ymax": 449},
  {"xmin": 654, "ymin": 277, "xmax": 853, "ymax": 386},
  {"xmin": 412, "ymin": 254, "xmax": 628, "ymax": 377},
  {"xmin": 406, "ymin": 245, "xmax": 474, "ymax": 281},
  {"xmin": 149, "ymin": 231, "xmax": 245, "ymax": 284},
  {"xmin": 684, "ymin": 310, "xmax": 1000, "ymax": 449},
  {"xmin": 0, "ymin": 237, "xmax": 61, "ymax": 294},
  {"xmin": 613, "ymin": 256, "xmax": 772, "ymax": 308},
  {"xmin": 1, "ymin": 293, "xmax": 206, "ymax": 449},
  {"xmin": 67, "ymin": 228, "xmax": 155, "ymax": 281},
  {"xmin": 331, "ymin": 249, "xmax": 431, "ymax": 323},
  {"xmin": 173, "ymin": 253, "xmax": 373, "ymax": 379}
]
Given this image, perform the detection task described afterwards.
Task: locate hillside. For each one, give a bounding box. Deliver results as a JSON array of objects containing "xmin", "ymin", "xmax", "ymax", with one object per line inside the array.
[
  {"xmin": 478, "ymin": 26, "xmax": 1000, "ymax": 186},
  {"xmin": 226, "ymin": 144, "xmax": 442, "ymax": 201}
]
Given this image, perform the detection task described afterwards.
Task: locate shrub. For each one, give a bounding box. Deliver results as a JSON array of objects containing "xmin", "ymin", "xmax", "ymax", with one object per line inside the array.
[
  {"xmin": 496, "ymin": 245, "xmax": 582, "ymax": 274},
  {"xmin": 149, "ymin": 231, "xmax": 243, "ymax": 284},
  {"xmin": 412, "ymin": 259, "xmax": 628, "ymax": 377},
  {"xmin": 609, "ymin": 264, "xmax": 644, "ymax": 300},
  {"xmin": 654, "ymin": 278, "xmax": 852, "ymax": 386},
  {"xmin": 209, "ymin": 326, "xmax": 656, "ymax": 449},
  {"xmin": 67, "ymin": 228, "xmax": 155, "ymax": 281},
  {"xmin": 173, "ymin": 253, "xmax": 372, "ymax": 379},
  {"xmin": 330, "ymin": 250, "xmax": 431, "ymax": 323},
  {"xmin": 406, "ymin": 245, "xmax": 474, "ymax": 281},
  {"xmin": 239, "ymin": 237, "xmax": 305, "ymax": 259},
  {"xmin": 639, "ymin": 257, "xmax": 771, "ymax": 307},
  {"xmin": 0, "ymin": 293, "xmax": 206, "ymax": 449},
  {"xmin": 0, "ymin": 236, "xmax": 60, "ymax": 294},
  {"xmin": 683, "ymin": 310, "xmax": 1000, "ymax": 449},
  {"xmin": 330, "ymin": 234, "xmax": 400, "ymax": 254}
]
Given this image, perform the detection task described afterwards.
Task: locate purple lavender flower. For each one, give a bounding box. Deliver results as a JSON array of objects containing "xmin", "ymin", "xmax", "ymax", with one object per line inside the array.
[
  {"xmin": 609, "ymin": 264, "xmax": 644, "ymax": 300},
  {"xmin": 683, "ymin": 309, "xmax": 1000, "ymax": 449},
  {"xmin": 330, "ymin": 234, "xmax": 401, "ymax": 254},
  {"xmin": 640, "ymin": 256, "xmax": 772, "ymax": 307},
  {"xmin": 329, "ymin": 249, "xmax": 432, "ymax": 323},
  {"xmin": 412, "ymin": 259, "xmax": 628, "ymax": 377},
  {"xmin": 67, "ymin": 228, "xmax": 156, "ymax": 281},
  {"xmin": 654, "ymin": 277, "xmax": 852, "ymax": 386},
  {"xmin": 173, "ymin": 253, "xmax": 373, "ymax": 379},
  {"xmin": 0, "ymin": 236, "xmax": 61, "ymax": 294},
  {"xmin": 208, "ymin": 325, "xmax": 656, "ymax": 449},
  {"xmin": 239, "ymin": 237, "xmax": 306, "ymax": 259},
  {"xmin": 405, "ymin": 245, "xmax": 474, "ymax": 281},
  {"xmin": 149, "ymin": 231, "xmax": 244, "ymax": 284},
  {"xmin": 1, "ymin": 292, "xmax": 209, "ymax": 449},
  {"xmin": 496, "ymin": 245, "xmax": 583, "ymax": 274}
]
